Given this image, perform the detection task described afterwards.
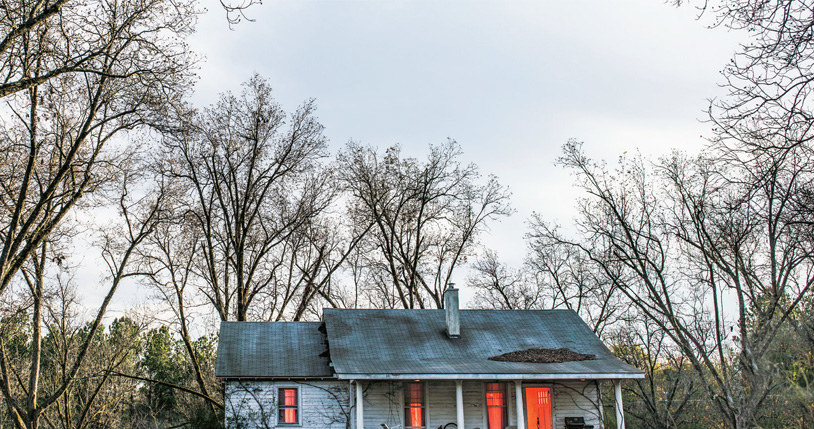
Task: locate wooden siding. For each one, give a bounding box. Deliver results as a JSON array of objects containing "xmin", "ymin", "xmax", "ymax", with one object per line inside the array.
[
  {"xmin": 224, "ymin": 380, "xmax": 350, "ymax": 428},
  {"xmin": 355, "ymin": 380, "xmax": 602, "ymax": 429},
  {"xmin": 359, "ymin": 381, "xmax": 400, "ymax": 427},
  {"xmin": 225, "ymin": 380, "xmax": 603, "ymax": 429},
  {"xmin": 425, "ymin": 381, "xmax": 484, "ymax": 428},
  {"xmin": 356, "ymin": 380, "xmax": 486, "ymax": 428},
  {"xmin": 550, "ymin": 380, "xmax": 603, "ymax": 429}
]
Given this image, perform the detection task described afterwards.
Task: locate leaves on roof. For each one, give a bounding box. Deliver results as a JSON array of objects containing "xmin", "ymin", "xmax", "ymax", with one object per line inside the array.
[{"xmin": 488, "ymin": 347, "xmax": 597, "ymax": 363}]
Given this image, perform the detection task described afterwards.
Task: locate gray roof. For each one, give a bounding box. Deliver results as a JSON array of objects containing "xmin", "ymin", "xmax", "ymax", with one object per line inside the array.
[
  {"xmin": 215, "ymin": 321, "xmax": 333, "ymax": 379},
  {"xmin": 215, "ymin": 309, "xmax": 643, "ymax": 380},
  {"xmin": 323, "ymin": 309, "xmax": 643, "ymax": 379}
]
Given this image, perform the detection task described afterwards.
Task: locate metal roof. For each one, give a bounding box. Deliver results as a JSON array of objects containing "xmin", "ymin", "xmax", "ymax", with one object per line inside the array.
[
  {"xmin": 322, "ymin": 309, "xmax": 643, "ymax": 379},
  {"xmin": 215, "ymin": 321, "xmax": 333, "ymax": 379},
  {"xmin": 215, "ymin": 309, "xmax": 644, "ymax": 380}
]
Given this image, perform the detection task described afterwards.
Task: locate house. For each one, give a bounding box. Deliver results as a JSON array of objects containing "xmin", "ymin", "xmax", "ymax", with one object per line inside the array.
[{"xmin": 215, "ymin": 288, "xmax": 643, "ymax": 429}]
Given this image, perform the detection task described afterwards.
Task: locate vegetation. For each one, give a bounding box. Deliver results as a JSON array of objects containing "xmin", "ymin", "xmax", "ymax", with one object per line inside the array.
[
  {"xmin": 0, "ymin": 316, "xmax": 220, "ymax": 427},
  {"xmin": 0, "ymin": 0, "xmax": 812, "ymax": 428}
]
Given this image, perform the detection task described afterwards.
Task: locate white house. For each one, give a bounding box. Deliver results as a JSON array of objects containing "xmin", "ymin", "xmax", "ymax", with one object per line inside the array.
[{"xmin": 215, "ymin": 289, "xmax": 643, "ymax": 429}]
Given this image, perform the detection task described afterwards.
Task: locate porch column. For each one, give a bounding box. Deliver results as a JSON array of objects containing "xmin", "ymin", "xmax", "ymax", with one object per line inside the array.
[
  {"xmin": 455, "ymin": 380, "xmax": 464, "ymax": 429},
  {"xmin": 614, "ymin": 380, "xmax": 625, "ymax": 429},
  {"xmin": 356, "ymin": 381, "xmax": 364, "ymax": 429},
  {"xmin": 514, "ymin": 381, "xmax": 525, "ymax": 429}
]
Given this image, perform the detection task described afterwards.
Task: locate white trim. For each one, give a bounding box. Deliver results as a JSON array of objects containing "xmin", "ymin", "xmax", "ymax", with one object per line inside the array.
[
  {"xmin": 455, "ymin": 380, "xmax": 464, "ymax": 429},
  {"xmin": 355, "ymin": 381, "xmax": 364, "ymax": 429},
  {"xmin": 507, "ymin": 382, "xmax": 515, "ymax": 426},
  {"xmin": 336, "ymin": 373, "xmax": 644, "ymax": 380},
  {"xmin": 514, "ymin": 381, "xmax": 524, "ymax": 429},
  {"xmin": 614, "ymin": 380, "xmax": 625, "ymax": 429},
  {"xmin": 480, "ymin": 382, "xmax": 486, "ymax": 429},
  {"xmin": 425, "ymin": 382, "xmax": 430, "ymax": 427},
  {"xmin": 348, "ymin": 381, "xmax": 354, "ymax": 428},
  {"xmin": 398, "ymin": 381, "xmax": 404, "ymax": 427}
]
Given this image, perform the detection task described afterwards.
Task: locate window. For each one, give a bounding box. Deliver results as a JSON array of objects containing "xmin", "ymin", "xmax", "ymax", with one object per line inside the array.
[
  {"xmin": 485, "ymin": 382, "xmax": 508, "ymax": 429},
  {"xmin": 404, "ymin": 382, "xmax": 426, "ymax": 429},
  {"xmin": 278, "ymin": 387, "xmax": 299, "ymax": 425}
]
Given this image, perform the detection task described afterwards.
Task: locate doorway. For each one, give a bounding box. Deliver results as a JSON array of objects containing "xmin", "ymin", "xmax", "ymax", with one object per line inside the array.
[{"xmin": 524, "ymin": 387, "xmax": 552, "ymax": 429}]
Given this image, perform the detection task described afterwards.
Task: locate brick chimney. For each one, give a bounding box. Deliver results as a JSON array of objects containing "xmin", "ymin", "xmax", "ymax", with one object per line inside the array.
[{"xmin": 445, "ymin": 285, "xmax": 460, "ymax": 338}]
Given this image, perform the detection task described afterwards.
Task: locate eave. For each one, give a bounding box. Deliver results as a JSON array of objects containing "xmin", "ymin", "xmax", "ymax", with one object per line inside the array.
[{"xmin": 335, "ymin": 372, "xmax": 645, "ymax": 380}]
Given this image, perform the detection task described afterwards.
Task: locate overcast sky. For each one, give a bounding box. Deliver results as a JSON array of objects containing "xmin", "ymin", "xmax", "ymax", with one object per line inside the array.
[{"xmin": 90, "ymin": 0, "xmax": 745, "ymax": 312}]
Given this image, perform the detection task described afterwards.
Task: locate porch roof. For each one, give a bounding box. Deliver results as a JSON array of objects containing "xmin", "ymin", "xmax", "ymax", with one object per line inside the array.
[{"xmin": 323, "ymin": 309, "xmax": 643, "ymax": 380}]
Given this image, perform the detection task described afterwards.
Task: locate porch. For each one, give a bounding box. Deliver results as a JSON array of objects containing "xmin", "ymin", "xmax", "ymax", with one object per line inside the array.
[{"xmin": 351, "ymin": 379, "xmax": 627, "ymax": 429}]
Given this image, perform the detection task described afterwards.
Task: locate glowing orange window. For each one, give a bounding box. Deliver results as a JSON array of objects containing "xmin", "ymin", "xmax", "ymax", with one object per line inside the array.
[
  {"xmin": 404, "ymin": 382, "xmax": 426, "ymax": 429},
  {"xmin": 278, "ymin": 388, "xmax": 299, "ymax": 424},
  {"xmin": 485, "ymin": 382, "xmax": 508, "ymax": 429}
]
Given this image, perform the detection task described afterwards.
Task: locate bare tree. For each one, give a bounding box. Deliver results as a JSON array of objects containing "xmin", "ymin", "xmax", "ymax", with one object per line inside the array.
[
  {"xmin": 0, "ymin": 173, "xmax": 168, "ymax": 429},
  {"xmin": 0, "ymin": 0, "xmax": 193, "ymax": 98},
  {"xmin": 138, "ymin": 75, "xmax": 367, "ymax": 425},
  {"xmin": 468, "ymin": 241, "xmax": 622, "ymax": 336},
  {"xmin": 339, "ymin": 141, "xmax": 512, "ymax": 309},
  {"xmin": 219, "ymin": 0, "xmax": 263, "ymax": 27},
  {"xmin": 0, "ymin": 277, "xmax": 151, "ymax": 428},
  {"xmin": 0, "ymin": 0, "xmax": 194, "ymax": 425},
  {"xmin": 469, "ymin": 250, "xmax": 538, "ymax": 310},
  {"xmin": 533, "ymin": 140, "xmax": 814, "ymax": 428},
  {"xmin": 155, "ymin": 74, "xmax": 356, "ymax": 323},
  {"xmin": 0, "ymin": 0, "xmax": 195, "ymax": 299},
  {"xmin": 528, "ymin": 228, "xmax": 623, "ymax": 336},
  {"xmin": 259, "ymin": 216, "xmax": 369, "ymax": 321},
  {"xmin": 671, "ymin": 1, "xmax": 814, "ymax": 154},
  {"xmin": 610, "ymin": 316, "xmax": 701, "ymax": 429},
  {"xmin": 139, "ymin": 207, "xmax": 223, "ymax": 419}
]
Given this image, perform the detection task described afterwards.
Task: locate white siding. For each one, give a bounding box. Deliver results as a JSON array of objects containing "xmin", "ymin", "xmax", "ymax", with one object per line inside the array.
[
  {"xmin": 514, "ymin": 381, "xmax": 603, "ymax": 429},
  {"xmin": 360, "ymin": 381, "xmax": 402, "ymax": 428},
  {"xmin": 424, "ymin": 381, "xmax": 484, "ymax": 428},
  {"xmin": 226, "ymin": 379, "xmax": 603, "ymax": 429},
  {"xmin": 357, "ymin": 380, "xmax": 485, "ymax": 428},
  {"xmin": 225, "ymin": 380, "xmax": 350, "ymax": 429},
  {"xmin": 550, "ymin": 380, "xmax": 603, "ymax": 429},
  {"xmin": 426, "ymin": 381, "xmax": 455, "ymax": 426}
]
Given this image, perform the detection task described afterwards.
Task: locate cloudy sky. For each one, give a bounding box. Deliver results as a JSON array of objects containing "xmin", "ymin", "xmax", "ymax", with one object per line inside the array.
[
  {"xmin": 190, "ymin": 0, "xmax": 741, "ymax": 265},
  {"xmin": 93, "ymin": 0, "xmax": 745, "ymax": 311}
]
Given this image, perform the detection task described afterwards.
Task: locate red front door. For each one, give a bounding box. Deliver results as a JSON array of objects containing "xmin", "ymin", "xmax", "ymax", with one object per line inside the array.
[{"xmin": 524, "ymin": 387, "xmax": 552, "ymax": 429}]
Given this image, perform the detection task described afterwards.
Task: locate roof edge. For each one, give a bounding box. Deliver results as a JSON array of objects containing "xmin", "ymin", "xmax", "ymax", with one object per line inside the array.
[
  {"xmin": 334, "ymin": 372, "xmax": 645, "ymax": 380},
  {"xmin": 219, "ymin": 376, "xmax": 339, "ymax": 381}
]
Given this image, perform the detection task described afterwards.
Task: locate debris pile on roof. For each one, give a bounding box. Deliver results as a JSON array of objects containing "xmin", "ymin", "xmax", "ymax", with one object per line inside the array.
[{"xmin": 488, "ymin": 347, "xmax": 597, "ymax": 363}]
